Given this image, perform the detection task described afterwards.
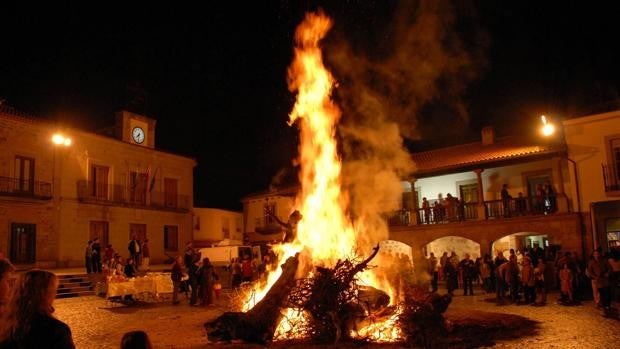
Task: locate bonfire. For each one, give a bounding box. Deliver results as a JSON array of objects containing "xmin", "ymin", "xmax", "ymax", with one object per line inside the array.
[{"xmin": 205, "ymin": 11, "xmax": 451, "ymax": 347}]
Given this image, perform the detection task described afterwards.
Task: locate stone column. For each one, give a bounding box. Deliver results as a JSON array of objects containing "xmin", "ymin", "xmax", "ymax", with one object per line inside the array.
[
  {"xmin": 409, "ymin": 178, "xmax": 419, "ymax": 225},
  {"xmin": 474, "ymin": 169, "xmax": 486, "ymax": 220}
]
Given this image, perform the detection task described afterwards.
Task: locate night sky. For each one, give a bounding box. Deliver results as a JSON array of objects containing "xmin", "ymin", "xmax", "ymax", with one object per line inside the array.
[{"xmin": 1, "ymin": 1, "xmax": 619, "ymax": 210}]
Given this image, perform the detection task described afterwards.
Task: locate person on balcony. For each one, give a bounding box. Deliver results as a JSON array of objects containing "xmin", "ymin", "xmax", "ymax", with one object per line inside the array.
[
  {"xmin": 421, "ymin": 197, "xmax": 431, "ymax": 224},
  {"xmin": 543, "ymin": 181, "xmax": 556, "ymax": 213},
  {"xmin": 501, "ymin": 184, "xmax": 512, "ymax": 217},
  {"xmin": 515, "ymin": 192, "xmax": 527, "ymax": 215}
]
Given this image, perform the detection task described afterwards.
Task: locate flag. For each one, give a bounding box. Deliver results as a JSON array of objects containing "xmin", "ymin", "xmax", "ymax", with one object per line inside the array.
[{"xmin": 149, "ymin": 167, "xmax": 158, "ymax": 192}]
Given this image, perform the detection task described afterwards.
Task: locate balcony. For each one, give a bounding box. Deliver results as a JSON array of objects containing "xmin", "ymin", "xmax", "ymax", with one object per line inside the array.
[
  {"xmin": 254, "ymin": 217, "xmax": 283, "ymax": 235},
  {"xmin": 77, "ymin": 180, "xmax": 190, "ymax": 212},
  {"xmin": 602, "ymin": 163, "xmax": 620, "ymax": 192},
  {"xmin": 388, "ymin": 194, "xmax": 564, "ymax": 226},
  {"xmin": 0, "ymin": 176, "xmax": 52, "ymax": 200}
]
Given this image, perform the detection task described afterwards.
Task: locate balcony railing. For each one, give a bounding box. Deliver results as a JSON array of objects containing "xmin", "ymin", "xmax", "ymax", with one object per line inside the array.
[
  {"xmin": 602, "ymin": 163, "xmax": 620, "ymax": 192},
  {"xmin": 0, "ymin": 176, "xmax": 52, "ymax": 200},
  {"xmin": 254, "ymin": 217, "xmax": 283, "ymax": 234},
  {"xmin": 77, "ymin": 180, "xmax": 190, "ymax": 211},
  {"xmin": 388, "ymin": 195, "xmax": 561, "ymax": 226}
]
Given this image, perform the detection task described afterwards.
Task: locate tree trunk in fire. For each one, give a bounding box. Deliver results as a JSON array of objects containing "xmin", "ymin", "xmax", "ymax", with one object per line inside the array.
[{"xmin": 204, "ymin": 253, "xmax": 300, "ymax": 344}]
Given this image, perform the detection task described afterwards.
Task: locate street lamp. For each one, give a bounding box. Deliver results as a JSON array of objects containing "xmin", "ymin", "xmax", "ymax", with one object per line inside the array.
[{"xmin": 540, "ymin": 115, "xmax": 556, "ymax": 137}]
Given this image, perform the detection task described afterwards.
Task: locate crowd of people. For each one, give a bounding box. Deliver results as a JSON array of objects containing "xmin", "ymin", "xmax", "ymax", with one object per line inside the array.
[
  {"xmin": 84, "ymin": 235, "xmax": 151, "ymax": 278},
  {"xmin": 427, "ymin": 245, "xmax": 620, "ymax": 313}
]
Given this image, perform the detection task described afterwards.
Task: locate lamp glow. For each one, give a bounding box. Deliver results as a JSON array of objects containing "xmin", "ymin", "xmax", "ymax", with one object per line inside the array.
[
  {"xmin": 540, "ymin": 115, "xmax": 555, "ymax": 137},
  {"xmin": 52, "ymin": 133, "xmax": 72, "ymax": 146}
]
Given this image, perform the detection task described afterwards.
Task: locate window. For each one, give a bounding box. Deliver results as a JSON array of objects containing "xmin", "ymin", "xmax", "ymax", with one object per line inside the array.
[
  {"xmin": 164, "ymin": 225, "xmax": 178, "ymax": 251},
  {"xmin": 264, "ymin": 202, "xmax": 276, "ymax": 226},
  {"xmin": 15, "ymin": 156, "xmax": 34, "ymax": 193},
  {"xmin": 10, "ymin": 223, "xmax": 36, "ymax": 263},
  {"xmin": 611, "ymin": 138, "xmax": 620, "ymax": 182},
  {"xmin": 222, "ymin": 217, "xmax": 230, "ymax": 239},
  {"xmin": 90, "ymin": 165, "xmax": 109, "ymax": 200},
  {"xmin": 129, "ymin": 171, "xmax": 147, "ymax": 204},
  {"xmin": 164, "ymin": 178, "xmax": 178, "ymax": 208},
  {"xmin": 459, "ymin": 183, "xmax": 479, "ymax": 203}
]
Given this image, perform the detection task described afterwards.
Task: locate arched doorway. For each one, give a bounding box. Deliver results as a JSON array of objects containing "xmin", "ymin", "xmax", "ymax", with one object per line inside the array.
[
  {"xmin": 491, "ymin": 232, "xmax": 549, "ymax": 258},
  {"xmin": 379, "ymin": 240, "xmax": 413, "ymax": 260},
  {"xmin": 424, "ymin": 236, "xmax": 481, "ymax": 260}
]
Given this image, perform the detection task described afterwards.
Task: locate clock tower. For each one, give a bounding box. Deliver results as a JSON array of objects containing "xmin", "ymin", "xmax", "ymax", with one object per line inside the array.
[{"xmin": 115, "ymin": 110, "xmax": 156, "ymax": 148}]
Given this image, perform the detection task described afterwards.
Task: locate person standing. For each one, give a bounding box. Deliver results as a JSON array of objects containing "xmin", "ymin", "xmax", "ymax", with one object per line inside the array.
[
  {"xmin": 0, "ymin": 270, "xmax": 76, "ymax": 348},
  {"xmin": 230, "ymin": 258, "xmax": 242, "ymax": 289},
  {"xmin": 240, "ymin": 254, "xmax": 254, "ymax": 282},
  {"xmin": 0, "ymin": 258, "xmax": 15, "ymax": 317},
  {"xmin": 91, "ymin": 237, "xmax": 102, "ymax": 273},
  {"xmin": 444, "ymin": 255, "xmax": 458, "ymax": 296},
  {"xmin": 587, "ymin": 249, "xmax": 611, "ymax": 310},
  {"xmin": 171, "ymin": 256, "xmax": 184, "ymax": 305},
  {"xmin": 128, "ymin": 235, "xmax": 141, "ymax": 267},
  {"xmin": 521, "ymin": 257, "xmax": 536, "ymax": 304},
  {"xmin": 84, "ymin": 240, "xmax": 93, "ymax": 274},
  {"xmin": 534, "ymin": 257, "xmax": 547, "ymax": 305},
  {"xmin": 501, "ymin": 184, "xmax": 512, "ymax": 217},
  {"xmin": 198, "ymin": 258, "xmax": 216, "ymax": 306},
  {"xmin": 141, "ymin": 239, "xmax": 150, "ymax": 272},
  {"xmin": 189, "ymin": 254, "xmax": 200, "ymax": 306},
  {"xmin": 428, "ymin": 252, "xmax": 438, "ymax": 292},
  {"xmin": 459, "ymin": 254, "xmax": 475, "ymax": 296}
]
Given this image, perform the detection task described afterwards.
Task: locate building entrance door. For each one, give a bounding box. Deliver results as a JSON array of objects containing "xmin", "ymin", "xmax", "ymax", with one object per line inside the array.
[{"xmin": 10, "ymin": 223, "xmax": 36, "ymax": 263}]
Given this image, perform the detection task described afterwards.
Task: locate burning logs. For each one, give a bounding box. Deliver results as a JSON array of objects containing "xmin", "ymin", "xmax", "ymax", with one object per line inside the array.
[
  {"xmin": 281, "ymin": 244, "xmax": 382, "ymax": 344},
  {"xmin": 204, "ymin": 253, "xmax": 300, "ymax": 344},
  {"xmin": 397, "ymin": 286, "xmax": 452, "ymax": 348},
  {"xmin": 205, "ymin": 245, "xmax": 453, "ymax": 347}
]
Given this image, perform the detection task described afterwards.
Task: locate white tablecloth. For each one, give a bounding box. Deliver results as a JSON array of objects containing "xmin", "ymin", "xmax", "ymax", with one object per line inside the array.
[{"xmin": 107, "ymin": 273, "xmax": 173, "ymax": 298}]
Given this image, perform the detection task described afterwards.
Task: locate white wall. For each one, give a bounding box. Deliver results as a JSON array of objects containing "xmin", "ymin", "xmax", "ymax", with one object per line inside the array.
[
  {"xmin": 194, "ymin": 207, "xmax": 243, "ymax": 242},
  {"xmin": 244, "ymin": 195, "xmax": 295, "ymax": 233}
]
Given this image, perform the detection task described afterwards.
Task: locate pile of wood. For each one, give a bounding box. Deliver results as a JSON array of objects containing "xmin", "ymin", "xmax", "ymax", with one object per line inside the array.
[{"xmin": 204, "ymin": 245, "xmax": 451, "ymax": 346}]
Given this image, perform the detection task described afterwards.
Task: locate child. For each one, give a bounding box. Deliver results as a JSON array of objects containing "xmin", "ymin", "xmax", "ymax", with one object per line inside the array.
[{"xmin": 559, "ymin": 263, "xmax": 574, "ymax": 303}]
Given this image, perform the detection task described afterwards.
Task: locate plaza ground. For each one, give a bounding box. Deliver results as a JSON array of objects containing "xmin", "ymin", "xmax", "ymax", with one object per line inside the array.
[{"xmin": 54, "ymin": 288, "xmax": 619, "ymax": 349}]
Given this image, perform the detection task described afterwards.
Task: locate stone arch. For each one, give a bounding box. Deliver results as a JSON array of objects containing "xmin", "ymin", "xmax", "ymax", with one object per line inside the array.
[
  {"xmin": 378, "ymin": 240, "xmax": 414, "ymax": 259},
  {"xmin": 491, "ymin": 231, "xmax": 549, "ymax": 257},
  {"xmin": 424, "ymin": 235, "xmax": 481, "ymax": 260}
]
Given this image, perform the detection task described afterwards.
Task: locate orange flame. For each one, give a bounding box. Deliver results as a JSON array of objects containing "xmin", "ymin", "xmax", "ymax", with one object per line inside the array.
[{"xmin": 244, "ymin": 11, "xmax": 401, "ymax": 342}]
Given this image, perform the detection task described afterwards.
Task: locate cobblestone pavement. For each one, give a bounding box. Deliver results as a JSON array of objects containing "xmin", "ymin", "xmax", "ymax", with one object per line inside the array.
[{"xmin": 54, "ymin": 290, "xmax": 619, "ymax": 348}]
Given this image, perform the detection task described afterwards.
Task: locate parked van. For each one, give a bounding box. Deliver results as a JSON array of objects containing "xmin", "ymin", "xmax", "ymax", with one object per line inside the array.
[{"xmin": 198, "ymin": 245, "xmax": 261, "ymax": 267}]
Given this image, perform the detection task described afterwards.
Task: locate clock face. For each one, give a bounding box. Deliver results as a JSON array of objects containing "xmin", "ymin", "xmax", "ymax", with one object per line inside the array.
[{"xmin": 132, "ymin": 127, "xmax": 145, "ymax": 144}]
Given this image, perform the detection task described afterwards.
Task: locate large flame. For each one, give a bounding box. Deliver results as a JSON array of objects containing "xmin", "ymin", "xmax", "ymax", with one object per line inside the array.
[
  {"xmin": 287, "ymin": 11, "xmax": 358, "ymax": 265},
  {"xmin": 245, "ymin": 11, "xmax": 401, "ymax": 342}
]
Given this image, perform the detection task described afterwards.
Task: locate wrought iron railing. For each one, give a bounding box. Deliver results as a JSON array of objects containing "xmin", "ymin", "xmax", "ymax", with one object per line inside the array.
[
  {"xmin": 77, "ymin": 180, "xmax": 189, "ymax": 210},
  {"xmin": 0, "ymin": 176, "xmax": 51, "ymax": 199},
  {"xmin": 388, "ymin": 194, "xmax": 561, "ymax": 226},
  {"xmin": 602, "ymin": 163, "xmax": 620, "ymax": 192}
]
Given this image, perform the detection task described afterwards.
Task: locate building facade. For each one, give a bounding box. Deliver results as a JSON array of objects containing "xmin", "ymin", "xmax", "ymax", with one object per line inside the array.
[
  {"xmin": 563, "ymin": 109, "xmax": 620, "ymax": 251},
  {"xmin": 193, "ymin": 207, "xmax": 243, "ymax": 244},
  {"xmin": 0, "ymin": 107, "xmax": 195, "ymax": 267},
  {"xmin": 241, "ymin": 127, "xmax": 584, "ymax": 263}
]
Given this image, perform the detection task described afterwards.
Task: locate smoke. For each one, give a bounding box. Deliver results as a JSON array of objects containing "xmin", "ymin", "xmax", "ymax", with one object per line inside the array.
[{"xmin": 323, "ymin": 0, "xmax": 486, "ymax": 249}]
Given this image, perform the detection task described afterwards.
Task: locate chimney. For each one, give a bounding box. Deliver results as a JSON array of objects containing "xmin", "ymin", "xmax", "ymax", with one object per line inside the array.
[{"xmin": 481, "ymin": 126, "xmax": 495, "ymax": 145}]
